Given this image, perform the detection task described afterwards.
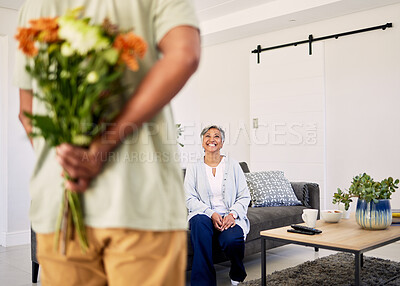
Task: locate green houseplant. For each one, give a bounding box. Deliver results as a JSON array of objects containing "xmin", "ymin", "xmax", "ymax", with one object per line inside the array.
[
  {"xmin": 334, "ymin": 173, "xmax": 398, "ymax": 204},
  {"xmin": 332, "ymin": 188, "xmax": 352, "ymax": 219},
  {"xmin": 332, "ymin": 188, "xmax": 352, "ymax": 211},
  {"xmin": 333, "ymin": 173, "xmax": 399, "ymax": 229}
]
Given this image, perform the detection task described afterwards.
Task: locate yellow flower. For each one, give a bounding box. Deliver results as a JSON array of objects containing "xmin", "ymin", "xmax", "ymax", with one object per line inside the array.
[{"xmin": 61, "ymin": 42, "xmax": 74, "ymax": 57}]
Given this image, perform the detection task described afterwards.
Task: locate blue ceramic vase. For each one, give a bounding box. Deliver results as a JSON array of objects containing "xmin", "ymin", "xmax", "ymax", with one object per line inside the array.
[{"xmin": 355, "ymin": 199, "xmax": 392, "ymax": 230}]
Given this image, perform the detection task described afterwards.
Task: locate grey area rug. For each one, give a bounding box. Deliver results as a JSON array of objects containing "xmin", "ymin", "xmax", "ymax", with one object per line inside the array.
[{"xmin": 242, "ymin": 253, "xmax": 400, "ymax": 286}]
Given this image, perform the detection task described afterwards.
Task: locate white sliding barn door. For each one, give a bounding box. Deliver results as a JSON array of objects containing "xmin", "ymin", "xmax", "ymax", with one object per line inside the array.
[{"xmin": 249, "ymin": 42, "xmax": 326, "ymax": 204}]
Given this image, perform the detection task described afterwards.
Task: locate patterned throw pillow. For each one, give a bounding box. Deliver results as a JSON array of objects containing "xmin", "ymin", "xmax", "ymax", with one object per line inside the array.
[{"xmin": 245, "ymin": 171, "xmax": 302, "ymax": 207}]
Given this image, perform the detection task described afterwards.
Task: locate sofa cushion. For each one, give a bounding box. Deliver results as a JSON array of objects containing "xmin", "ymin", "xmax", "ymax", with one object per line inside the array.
[
  {"xmin": 245, "ymin": 171, "xmax": 302, "ymax": 207},
  {"xmin": 245, "ymin": 205, "xmax": 306, "ymax": 242},
  {"xmin": 291, "ymin": 182, "xmax": 312, "ymax": 208}
]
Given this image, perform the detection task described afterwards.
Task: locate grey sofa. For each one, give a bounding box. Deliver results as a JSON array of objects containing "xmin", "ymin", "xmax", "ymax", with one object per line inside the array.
[{"xmin": 186, "ymin": 162, "xmax": 320, "ymax": 270}]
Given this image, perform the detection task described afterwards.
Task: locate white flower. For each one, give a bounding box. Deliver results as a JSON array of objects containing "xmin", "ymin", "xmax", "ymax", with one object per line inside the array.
[
  {"xmin": 61, "ymin": 43, "xmax": 74, "ymax": 57},
  {"xmin": 60, "ymin": 70, "xmax": 70, "ymax": 79},
  {"xmin": 58, "ymin": 16, "xmax": 110, "ymax": 56},
  {"xmin": 86, "ymin": 71, "xmax": 99, "ymax": 83}
]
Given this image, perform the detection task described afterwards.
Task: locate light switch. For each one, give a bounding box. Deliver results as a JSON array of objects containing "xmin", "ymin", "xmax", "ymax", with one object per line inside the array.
[{"xmin": 253, "ymin": 118, "xmax": 258, "ymax": 129}]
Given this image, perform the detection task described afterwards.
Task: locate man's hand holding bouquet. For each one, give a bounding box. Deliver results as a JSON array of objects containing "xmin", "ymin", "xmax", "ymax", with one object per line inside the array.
[{"xmin": 15, "ymin": 7, "xmax": 147, "ymax": 254}]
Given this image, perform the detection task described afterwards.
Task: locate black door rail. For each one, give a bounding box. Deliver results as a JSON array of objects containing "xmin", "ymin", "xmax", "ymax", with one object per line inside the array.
[{"xmin": 251, "ymin": 23, "xmax": 393, "ymax": 64}]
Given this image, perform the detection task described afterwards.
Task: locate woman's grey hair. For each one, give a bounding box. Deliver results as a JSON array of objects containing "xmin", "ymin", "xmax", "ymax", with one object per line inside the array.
[{"xmin": 200, "ymin": 125, "xmax": 225, "ymax": 142}]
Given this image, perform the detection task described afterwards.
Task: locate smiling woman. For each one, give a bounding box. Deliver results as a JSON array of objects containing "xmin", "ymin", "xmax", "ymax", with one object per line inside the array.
[
  {"xmin": 201, "ymin": 125, "xmax": 225, "ymax": 162},
  {"xmin": 185, "ymin": 125, "xmax": 251, "ymax": 286}
]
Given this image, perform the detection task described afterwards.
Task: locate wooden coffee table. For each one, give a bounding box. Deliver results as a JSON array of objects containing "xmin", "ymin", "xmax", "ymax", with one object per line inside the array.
[{"xmin": 260, "ymin": 217, "xmax": 400, "ymax": 286}]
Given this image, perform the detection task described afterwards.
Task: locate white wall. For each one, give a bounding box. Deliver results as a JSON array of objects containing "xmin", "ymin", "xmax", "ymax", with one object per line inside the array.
[
  {"xmin": 172, "ymin": 37, "xmax": 251, "ymax": 166},
  {"xmin": 324, "ymin": 7, "xmax": 400, "ymax": 212},
  {"xmin": 0, "ymin": 33, "xmax": 8, "ymax": 245},
  {"xmin": 0, "ymin": 7, "xmax": 33, "ymax": 246},
  {"xmin": 173, "ymin": 3, "xmax": 400, "ymax": 210}
]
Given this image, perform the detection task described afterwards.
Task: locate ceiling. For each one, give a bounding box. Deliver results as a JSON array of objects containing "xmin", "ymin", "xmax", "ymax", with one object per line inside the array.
[
  {"xmin": 0, "ymin": 0, "xmax": 276, "ymax": 12},
  {"xmin": 193, "ymin": 0, "xmax": 400, "ymax": 45},
  {"xmin": 192, "ymin": 0, "xmax": 400, "ymax": 22},
  {"xmin": 192, "ymin": 0, "xmax": 276, "ymax": 22},
  {"xmin": 2, "ymin": 0, "xmax": 400, "ymax": 45}
]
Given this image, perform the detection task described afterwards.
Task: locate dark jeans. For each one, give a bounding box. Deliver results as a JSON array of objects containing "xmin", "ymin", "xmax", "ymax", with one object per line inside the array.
[{"xmin": 189, "ymin": 214, "xmax": 247, "ymax": 286}]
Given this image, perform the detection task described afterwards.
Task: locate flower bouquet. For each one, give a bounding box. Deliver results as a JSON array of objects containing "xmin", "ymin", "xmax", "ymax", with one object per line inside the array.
[{"xmin": 15, "ymin": 7, "xmax": 147, "ymax": 253}]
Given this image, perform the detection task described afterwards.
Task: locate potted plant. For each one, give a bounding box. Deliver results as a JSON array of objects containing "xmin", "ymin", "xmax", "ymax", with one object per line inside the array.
[
  {"xmin": 333, "ymin": 173, "xmax": 399, "ymax": 229},
  {"xmin": 332, "ymin": 188, "xmax": 352, "ymax": 219}
]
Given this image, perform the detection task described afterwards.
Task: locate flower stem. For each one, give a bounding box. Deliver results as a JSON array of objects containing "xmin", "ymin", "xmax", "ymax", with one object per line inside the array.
[
  {"xmin": 53, "ymin": 189, "xmax": 65, "ymax": 252},
  {"xmin": 54, "ymin": 173, "xmax": 89, "ymax": 255},
  {"xmin": 67, "ymin": 191, "xmax": 88, "ymax": 252},
  {"xmin": 60, "ymin": 190, "xmax": 69, "ymax": 255}
]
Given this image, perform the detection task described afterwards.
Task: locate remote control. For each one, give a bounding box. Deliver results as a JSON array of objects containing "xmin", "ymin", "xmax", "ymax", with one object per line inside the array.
[
  {"xmin": 291, "ymin": 224, "xmax": 322, "ymax": 234},
  {"xmin": 287, "ymin": 229, "xmax": 315, "ymax": 235}
]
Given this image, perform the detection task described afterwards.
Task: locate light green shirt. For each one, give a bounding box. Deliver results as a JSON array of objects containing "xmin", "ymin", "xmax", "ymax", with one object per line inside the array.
[{"xmin": 14, "ymin": 0, "xmax": 198, "ymax": 233}]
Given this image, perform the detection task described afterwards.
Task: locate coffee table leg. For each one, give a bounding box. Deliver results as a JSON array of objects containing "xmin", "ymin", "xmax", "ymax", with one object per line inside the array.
[
  {"xmin": 261, "ymin": 238, "xmax": 266, "ymax": 286},
  {"xmin": 355, "ymin": 252, "xmax": 361, "ymax": 286}
]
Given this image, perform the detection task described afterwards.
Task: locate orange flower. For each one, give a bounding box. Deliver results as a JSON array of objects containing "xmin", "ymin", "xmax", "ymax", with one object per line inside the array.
[
  {"xmin": 15, "ymin": 17, "xmax": 59, "ymax": 56},
  {"xmin": 30, "ymin": 17, "xmax": 59, "ymax": 43},
  {"xmin": 15, "ymin": 27, "xmax": 38, "ymax": 57},
  {"xmin": 38, "ymin": 29, "xmax": 59, "ymax": 43},
  {"xmin": 114, "ymin": 32, "xmax": 147, "ymax": 71},
  {"xmin": 30, "ymin": 17, "xmax": 58, "ymax": 31}
]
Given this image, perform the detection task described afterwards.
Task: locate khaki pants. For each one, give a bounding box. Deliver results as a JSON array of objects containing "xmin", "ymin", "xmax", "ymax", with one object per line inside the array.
[{"xmin": 37, "ymin": 227, "xmax": 187, "ymax": 286}]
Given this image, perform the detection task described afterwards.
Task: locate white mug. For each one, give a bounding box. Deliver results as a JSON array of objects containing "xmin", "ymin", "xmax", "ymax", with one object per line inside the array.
[{"xmin": 302, "ymin": 209, "xmax": 318, "ymax": 228}]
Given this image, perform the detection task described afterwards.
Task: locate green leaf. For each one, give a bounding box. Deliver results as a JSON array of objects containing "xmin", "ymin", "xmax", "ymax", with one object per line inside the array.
[
  {"xmin": 26, "ymin": 113, "xmax": 58, "ymax": 132},
  {"xmin": 24, "ymin": 113, "xmax": 64, "ymax": 146},
  {"xmin": 102, "ymin": 48, "xmax": 119, "ymax": 65}
]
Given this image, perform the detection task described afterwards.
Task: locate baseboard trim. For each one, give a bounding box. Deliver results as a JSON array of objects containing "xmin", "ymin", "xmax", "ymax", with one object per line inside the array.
[
  {"xmin": 0, "ymin": 232, "xmax": 5, "ymax": 246},
  {"xmin": 0, "ymin": 230, "xmax": 30, "ymax": 247}
]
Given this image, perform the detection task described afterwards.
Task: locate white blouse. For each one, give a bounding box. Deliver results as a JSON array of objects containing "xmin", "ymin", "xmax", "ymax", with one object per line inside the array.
[{"xmin": 204, "ymin": 157, "xmax": 226, "ymax": 215}]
